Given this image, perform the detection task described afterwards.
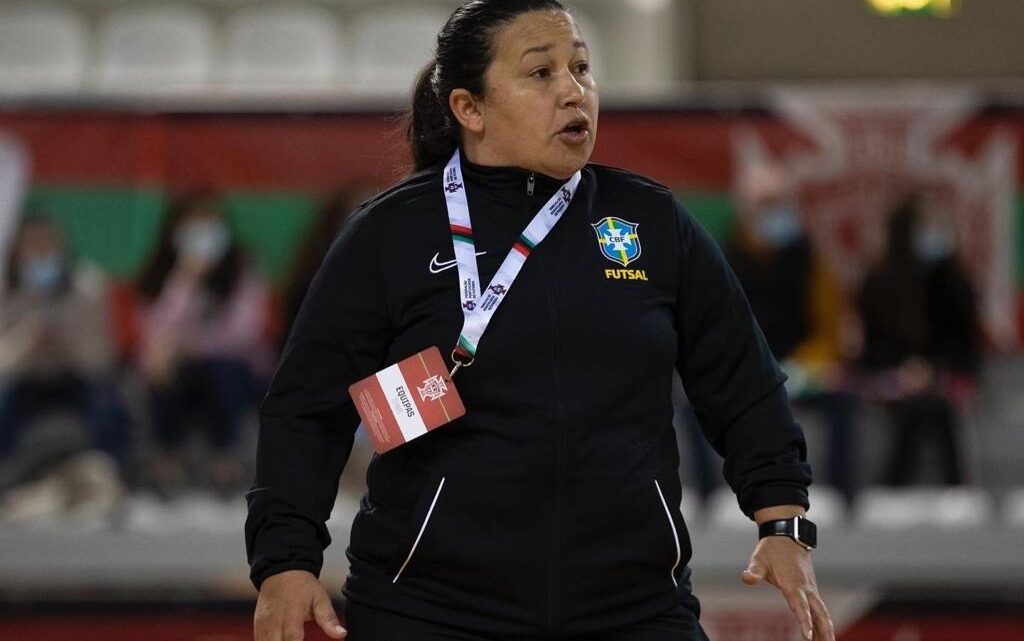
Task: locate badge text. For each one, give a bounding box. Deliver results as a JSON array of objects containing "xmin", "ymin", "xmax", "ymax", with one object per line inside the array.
[{"xmin": 605, "ymin": 268, "xmax": 649, "ymax": 281}]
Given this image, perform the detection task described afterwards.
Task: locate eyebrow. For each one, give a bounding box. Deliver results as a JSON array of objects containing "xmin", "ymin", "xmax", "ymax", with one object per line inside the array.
[{"xmin": 520, "ymin": 40, "xmax": 588, "ymax": 60}]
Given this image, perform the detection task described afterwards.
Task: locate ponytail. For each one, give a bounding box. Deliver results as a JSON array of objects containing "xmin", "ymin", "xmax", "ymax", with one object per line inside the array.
[{"xmin": 408, "ymin": 60, "xmax": 458, "ymax": 172}]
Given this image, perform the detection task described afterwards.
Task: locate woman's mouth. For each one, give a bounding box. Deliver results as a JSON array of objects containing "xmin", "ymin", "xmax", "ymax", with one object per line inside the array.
[{"xmin": 557, "ymin": 120, "xmax": 591, "ymax": 144}]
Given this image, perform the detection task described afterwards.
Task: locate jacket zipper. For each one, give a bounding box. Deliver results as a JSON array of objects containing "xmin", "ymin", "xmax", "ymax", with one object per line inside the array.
[
  {"xmin": 544, "ymin": 273, "xmax": 567, "ymax": 634},
  {"xmin": 536, "ymin": 168, "xmax": 566, "ymax": 633},
  {"xmin": 392, "ymin": 476, "xmax": 446, "ymax": 583},
  {"xmin": 654, "ymin": 479, "xmax": 682, "ymax": 588},
  {"xmin": 521, "ymin": 172, "xmax": 566, "ymax": 633}
]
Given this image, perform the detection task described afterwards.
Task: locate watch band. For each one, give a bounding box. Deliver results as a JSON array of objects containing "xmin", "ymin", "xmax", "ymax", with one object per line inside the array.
[{"xmin": 758, "ymin": 516, "xmax": 817, "ymax": 550}]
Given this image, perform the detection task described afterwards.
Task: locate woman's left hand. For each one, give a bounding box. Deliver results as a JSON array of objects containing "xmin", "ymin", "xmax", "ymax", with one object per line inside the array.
[{"xmin": 742, "ymin": 515, "xmax": 835, "ymax": 641}]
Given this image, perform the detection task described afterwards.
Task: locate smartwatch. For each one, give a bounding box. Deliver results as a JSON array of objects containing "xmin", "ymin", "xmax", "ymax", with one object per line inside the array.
[{"xmin": 758, "ymin": 516, "xmax": 817, "ymax": 550}]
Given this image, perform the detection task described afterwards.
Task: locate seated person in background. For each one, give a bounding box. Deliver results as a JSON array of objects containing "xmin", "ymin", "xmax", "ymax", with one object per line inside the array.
[
  {"xmin": 724, "ymin": 161, "xmax": 857, "ymax": 502},
  {"xmin": 0, "ymin": 212, "xmax": 131, "ymax": 487},
  {"xmin": 136, "ymin": 189, "xmax": 271, "ymax": 498},
  {"xmin": 858, "ymin": 195, "xmax": 980, "ymax": 486}
]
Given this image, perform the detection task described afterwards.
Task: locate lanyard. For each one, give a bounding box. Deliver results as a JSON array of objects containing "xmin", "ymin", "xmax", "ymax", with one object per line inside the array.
[{"xmin": 442, "ymin": 149, "xmax": 581, "ymax": 374}]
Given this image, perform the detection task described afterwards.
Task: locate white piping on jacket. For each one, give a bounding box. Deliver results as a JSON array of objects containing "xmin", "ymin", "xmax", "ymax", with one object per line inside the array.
[
  {"xmin": 654, "ymin": 479, "xmax": 681, "ymax": 588},
  {"xmin": 393, "ymin": 476, "xmax": 446, "ymax": 583}
]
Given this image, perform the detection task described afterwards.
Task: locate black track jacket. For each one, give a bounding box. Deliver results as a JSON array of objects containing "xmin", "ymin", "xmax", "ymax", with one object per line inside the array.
[{"xmin": 245, "ymin": 156, "xmax": 812, "ymax": 637}]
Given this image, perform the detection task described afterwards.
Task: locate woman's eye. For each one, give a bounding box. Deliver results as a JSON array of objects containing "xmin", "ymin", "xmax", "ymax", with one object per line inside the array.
[
  {"xmin": 575, "ymin": 62, "xmax": 591, "ymax": 75},
  {"xmin": 531, "ymin": 67, "xmax": 551, "ymax": 79}
]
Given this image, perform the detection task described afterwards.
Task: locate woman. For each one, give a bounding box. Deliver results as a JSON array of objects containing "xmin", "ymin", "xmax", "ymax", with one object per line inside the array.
[
  {"xmin": 246, "ymin": 2, "xmax": 834, "ymax": 640},
  {"xmin": 858, "ymin": 196, "xmax": 979, "ymax": 485},
  {"xmin": 0, "ymin": 213, "xmax": 130, "ymax": 482},
  {"xmin": 137, "ymin": 189, "xmax": 271, "ymax": 496}
]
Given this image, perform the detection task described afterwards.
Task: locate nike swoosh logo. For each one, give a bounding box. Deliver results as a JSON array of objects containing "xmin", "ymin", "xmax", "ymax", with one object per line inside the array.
[{"xmin": 429, "ymin": 251, "xmax": 487, "ymax": 274}]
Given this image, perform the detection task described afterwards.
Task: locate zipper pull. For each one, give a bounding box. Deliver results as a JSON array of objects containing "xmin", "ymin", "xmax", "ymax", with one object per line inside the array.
[{"xmin": 527, "ymin": 172, "xmax": 535, "ymax": 197}]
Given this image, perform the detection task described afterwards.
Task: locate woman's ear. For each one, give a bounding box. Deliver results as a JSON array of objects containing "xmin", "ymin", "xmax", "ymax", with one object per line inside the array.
[{"xmin": 450, "ymin": 89, "xmax": 485, "ymax": 134}]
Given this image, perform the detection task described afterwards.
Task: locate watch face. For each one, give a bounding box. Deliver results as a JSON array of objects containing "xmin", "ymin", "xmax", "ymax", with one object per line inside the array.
[{"xmin": 798, "ymin": 518, "xmax": 818, "ymax": 548}]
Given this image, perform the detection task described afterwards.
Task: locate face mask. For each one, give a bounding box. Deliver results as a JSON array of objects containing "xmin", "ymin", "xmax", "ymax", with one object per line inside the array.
[
  {"xmin": 18, "ymin": 254, "xmax": 63, "ymax": 295},
  {"xmin": 913, "ymin": 227, "xmax": 955, "ymax": 262},
  {"xmin": 174, "ymin": 219, "xmax": 231, "ymax": 264},
  {"xmin": 754, "ymin": 203, "xmax": 802, "ymax": 247}
]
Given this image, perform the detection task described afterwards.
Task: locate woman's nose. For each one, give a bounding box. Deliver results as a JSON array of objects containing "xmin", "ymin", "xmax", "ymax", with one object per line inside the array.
[{"xmin": 559, "ymin": 70, "xmax": 586, "ymax": 107}]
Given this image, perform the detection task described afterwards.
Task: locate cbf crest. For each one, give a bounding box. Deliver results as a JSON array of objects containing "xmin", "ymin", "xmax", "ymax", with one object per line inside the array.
[{"xmin": 592, "ymin": 217, "xmax": 641, "ymax": 267}]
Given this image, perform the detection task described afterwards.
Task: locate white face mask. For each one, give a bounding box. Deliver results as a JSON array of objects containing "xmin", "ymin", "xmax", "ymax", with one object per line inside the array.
[
  {"xmin": 173, "ymin": 219, "xmax": 231, "ymax": 264},
  {"xmin": 754, "ymin": 203, "xmax": 802, "ymax": 247}
]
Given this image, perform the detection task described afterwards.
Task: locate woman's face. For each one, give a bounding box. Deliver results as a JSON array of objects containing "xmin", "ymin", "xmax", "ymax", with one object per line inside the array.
[
  {"xmin": 470, "ymin": 10, "xmax": 599, "ymax": 179},
  {"xmin": 15, "ymin": 222, "xmax": 65, "ymax": 295},
  {"xmin": 16, "ymin": 222, "xmax": 63, "ymax": 262}
]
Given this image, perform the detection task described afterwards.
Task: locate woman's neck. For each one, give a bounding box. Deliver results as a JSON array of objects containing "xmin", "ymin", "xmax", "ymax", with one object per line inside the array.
[{"xmin": 461, "ymin": 137, "xmax": 515, "ymax": 170}]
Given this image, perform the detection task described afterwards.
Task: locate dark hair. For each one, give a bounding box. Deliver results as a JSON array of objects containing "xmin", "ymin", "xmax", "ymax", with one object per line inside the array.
[
  {"xmin": 885, "ymin": 196, "xmax": 920, "ymax": 262},
  {"xmin": 137, "ymin": 187, "xmax": 243, "ymax": 304},
  {"xmin": 859, "ymin": 195, "xmax": 931, "ymax": 357},
  {"xmin": 408, "ymin": 0, "xmax": 568, "ymax": 171},
  {"xmin": 4, "ymin": 211, "xmax": 72, "ymax": 295}
]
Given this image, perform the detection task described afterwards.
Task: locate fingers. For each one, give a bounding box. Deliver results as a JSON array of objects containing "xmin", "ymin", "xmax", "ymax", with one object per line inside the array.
[
  {"xmin": 809, "ymin": 591, "xmax": 836, "ymax": 641},
  {"xmin": 783, "ymin": 589, "xmax": 813, "ymax": 641},
  {"xmin": 312, "ymin": 589, "xmax": 348, "ymax": 639}
]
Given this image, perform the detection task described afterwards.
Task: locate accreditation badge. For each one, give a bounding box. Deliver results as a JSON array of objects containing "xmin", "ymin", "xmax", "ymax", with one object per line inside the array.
[{"xmin": 348, "ymin": 346, "xmax": 465, "ymax": 454}]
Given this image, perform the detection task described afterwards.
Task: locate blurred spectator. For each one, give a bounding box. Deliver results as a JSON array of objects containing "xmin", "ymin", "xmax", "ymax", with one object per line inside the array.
[
  {"xmin": 136, "ymin": 189, "xmax": 271, "ymax": 498},
  {"xmin": 278, "ymin": 184, "xmax": 369, "ymax": 351},
  {"xmin": 0, "ymin": 133, "xmax": 29, "ymax": 288},
  {"xmin": 858, "ymin": 195, "xmax": 981, "ymax": 486},
  {"xmin": 724, "ymin": 161, "xmax": 857, "ymax": 502},
  {"xmin": 0, "ymin": 212, "xmax": 130, "ymax": 492}
]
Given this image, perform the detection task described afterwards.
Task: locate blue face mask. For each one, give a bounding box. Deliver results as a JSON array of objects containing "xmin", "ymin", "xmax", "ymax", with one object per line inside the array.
[
  {"xmin": 754, "ymin": 204, "xmax": 802, "ymax": 247},
  {"xmin": 18, "ymin": 254, "xmax": 63, "ymax": 295},
  {"xmin": 913, "ymin": 227, "xmax": 955, "ymax": 262}
]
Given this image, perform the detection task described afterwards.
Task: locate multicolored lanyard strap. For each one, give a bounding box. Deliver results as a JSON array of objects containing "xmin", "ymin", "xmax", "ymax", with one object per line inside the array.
[{"xmin": 442, "ymin": 148, "xmax": 581, "ymax": 375}]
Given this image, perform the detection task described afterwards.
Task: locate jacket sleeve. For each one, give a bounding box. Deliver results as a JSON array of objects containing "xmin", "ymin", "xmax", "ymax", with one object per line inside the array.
[
  {"xmin": 673, "ymin": 200, "xmax": 812, "ymax": 519},
  {"xmin": 245, "ymin": 208, "xmax": 392, "ymax": 589}
]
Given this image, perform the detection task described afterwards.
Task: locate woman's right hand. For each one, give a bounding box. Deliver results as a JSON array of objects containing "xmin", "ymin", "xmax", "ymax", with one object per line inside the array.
[
  {"xmin": 254, "ymin": 570, "xmax": 347, "ymax": 641},
  {"xmin": 896, "ymin": 356, "xmax": 935, "ymax": 395}
]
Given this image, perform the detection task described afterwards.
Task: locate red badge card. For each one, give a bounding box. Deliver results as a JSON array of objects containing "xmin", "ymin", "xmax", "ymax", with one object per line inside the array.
[{"xmin": 348, "ymin": 346, "xmax": 466, "ymax": 454}]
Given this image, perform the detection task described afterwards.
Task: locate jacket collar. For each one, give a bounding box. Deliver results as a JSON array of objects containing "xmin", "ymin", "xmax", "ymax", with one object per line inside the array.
[{"xmin": 458, "ymin": 152, "xmax": 566, "ymax": 206}]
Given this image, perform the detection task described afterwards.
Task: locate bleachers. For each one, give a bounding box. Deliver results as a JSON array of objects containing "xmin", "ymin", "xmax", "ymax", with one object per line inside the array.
[
  {"xmin": 0, "ymin": 2, "xmax": 87, "ymax": 93},
  {"xmin": 0, "ymin": 0, "xmax": 673, "ymax": 100},
  {"xmin": 854, "ymin": 487, "xmax": 997, "ymax": 529},
  {"xmin": 1005, "ymin": 486, "xmax": 1024, "ymax": 527},
  {"xmin": 348, "ymin": 4, "xmax": 450, "ymax": 94},
  {"xmin": 95, "ymin": 4, "xmax": 216, "ymax": 91},
  {"xmin": 223, "ymin": 4, "xmax": 344, "ymax": 89}
]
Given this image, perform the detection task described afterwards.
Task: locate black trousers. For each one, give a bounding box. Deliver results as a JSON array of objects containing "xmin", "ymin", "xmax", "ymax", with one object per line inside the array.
[
  {"xmin": 885, "ymin": 392, "xmax": 964, "ymax": 486},
  {"xmin": 344, "ymin": 599, "xmax": 712, "ymax": 641}
]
